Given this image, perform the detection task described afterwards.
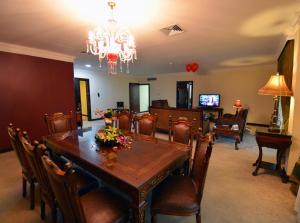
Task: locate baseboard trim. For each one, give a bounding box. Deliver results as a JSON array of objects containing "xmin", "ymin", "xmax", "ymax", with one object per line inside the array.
[
  {"xmin": 247, "ymin": 123, "xmax": 269, "ymax": 127},
  {"xmin": 0, "ymin": 147, "xmax": 12, "ymax": 153}
]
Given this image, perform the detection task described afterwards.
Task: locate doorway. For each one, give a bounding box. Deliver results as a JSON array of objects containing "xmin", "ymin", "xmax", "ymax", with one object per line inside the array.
[
  {"xmin": 129, "ymin": 83, "xmax": 150, "ymax": 113},
  {"xmin": 176, "ymin": 81, "xmax": 193, "ymax": 109},
  {"xmin": 74, "ymin": 78, "xmax": 92, "ymax": 121}
]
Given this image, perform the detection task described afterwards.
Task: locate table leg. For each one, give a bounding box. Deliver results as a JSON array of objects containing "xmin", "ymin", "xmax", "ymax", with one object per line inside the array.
[
  {"xmin": 253, "ymin": 158, "xmax": 259, "ymax": 166},
  {"xmin": 252, "ymin": 145, "xmax": 263, "ymax": 176},
  {"xmin": 280, "ymin": 169, "xmax": 289, "ymax": 183},
  {"xmin": 276, "ymin": 149, "xmax": 281, "ymax": 170},
  {"xmin": 133, "ymin": 201, "xmax": 147, "ymax": 223},
  {"xmin": 235, "ymin": 135, "xmax": 240, "ymax": 150},
  {"xmin": 277, "ymin": 148, "xmax": 289, "ymax": 183}
]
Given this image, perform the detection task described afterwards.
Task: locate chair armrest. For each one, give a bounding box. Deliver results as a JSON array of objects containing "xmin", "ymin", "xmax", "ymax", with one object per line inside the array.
[
  {"xmin": 222, "ymin": 113, "xmax": 236, "ymax": 119},
  {"xmin": 215, "ymin": 118, "xmax": 238, "ymax": 126}
]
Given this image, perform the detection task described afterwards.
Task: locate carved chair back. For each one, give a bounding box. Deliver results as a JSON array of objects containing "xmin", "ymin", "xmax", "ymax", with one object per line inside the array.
[
  {"xmin": 21, "ymin": 134, "xmax": 55, "ymax": 205},
  {"xmin": 44, "ymin": 112, "xmax": 74, "ymax": 135},
  {"xmin": 116, "ymin": 111, "xmax": 132, "ymax": 132},
  {"xmin": 7, "ymin": 124, "xmax": 33, "ymax": 178},
  {"xmin": 168, "ymin": 116, "xmax": 194, "ymax": 147},
  {"xmin": 190, "ymin": 136, "xmax": 213, "ymax": 201},
  {"xmin": 134, "ymin": 113, "xmax": 158, "ymax": 137},
  {"xmin": 42, "ymin": 156, "xmax": 86, "ymax": 223}
]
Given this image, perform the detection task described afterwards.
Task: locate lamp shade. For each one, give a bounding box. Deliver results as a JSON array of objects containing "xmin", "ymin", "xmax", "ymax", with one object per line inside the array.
[
  {"xmin": 233, "ymin": 99, "xmax": 242, "ymax": 108},
  {"xmin": 258, "ymin": 73, "xmax": 293, "ymax": 96}
]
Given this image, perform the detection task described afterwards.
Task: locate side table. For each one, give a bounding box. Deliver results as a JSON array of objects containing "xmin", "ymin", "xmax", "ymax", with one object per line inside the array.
[{"xmin": 252, "ymin": 127, "xmax": 292, "ymax": 183}]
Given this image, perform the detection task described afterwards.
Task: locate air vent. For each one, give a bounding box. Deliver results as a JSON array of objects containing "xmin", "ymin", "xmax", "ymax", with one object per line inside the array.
[
  {"xmin": 160, "ymin": 24, "xmax": 184, "ymax": 36},
  {"xmin": 147, "ymin": 77, "xmax": 157, "ymax": 81}
]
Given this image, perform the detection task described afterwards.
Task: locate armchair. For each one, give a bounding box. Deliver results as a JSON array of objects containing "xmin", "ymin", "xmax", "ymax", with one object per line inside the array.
[{"xmin": 213, "ymin": 108, "xmax": 248, "ymax": 149}]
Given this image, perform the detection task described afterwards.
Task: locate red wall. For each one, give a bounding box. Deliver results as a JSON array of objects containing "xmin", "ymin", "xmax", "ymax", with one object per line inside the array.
[{"xmin": 0, "ymin": 51, "xmax": 75, "ymax": 150}]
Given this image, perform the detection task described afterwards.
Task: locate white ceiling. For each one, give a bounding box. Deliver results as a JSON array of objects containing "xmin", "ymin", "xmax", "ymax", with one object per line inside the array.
[{"xmin": 0, "ymin": 0, "xmax": 299, "ymax": 75}]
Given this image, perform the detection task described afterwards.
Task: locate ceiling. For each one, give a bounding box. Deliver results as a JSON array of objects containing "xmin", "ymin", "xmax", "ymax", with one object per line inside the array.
[{"xmin": 0, "ymin": 0, "xmax": 299, "ymax": 75}]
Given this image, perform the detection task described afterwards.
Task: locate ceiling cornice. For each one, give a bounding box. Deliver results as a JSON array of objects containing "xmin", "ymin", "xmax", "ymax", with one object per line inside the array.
[
  {"xmin": 285, "ymin": 13, "xmax": 300, "ymax": 40},
  {"xmin": 0, "ymin": 42, "xmax": 75, "ymax": 62},
  {"xmin": 276, "ymin": 13, "xmax": 300, "ymax": 58}
]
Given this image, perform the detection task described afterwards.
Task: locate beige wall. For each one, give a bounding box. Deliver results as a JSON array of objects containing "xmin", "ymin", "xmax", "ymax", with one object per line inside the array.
[
  {"xmin": 287, "ymin": 26, "xmax": 300, "ymax": 174},
  {"xmin": 135, "ymin": 63, "xmax": 276, "ymax": 124},
  {"xmin": 74, "ymin": 69, "xmax": 136, "ymax": 119}
]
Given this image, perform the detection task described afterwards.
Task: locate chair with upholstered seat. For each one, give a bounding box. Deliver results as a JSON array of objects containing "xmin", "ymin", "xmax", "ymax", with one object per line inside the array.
[
  {"xmin": 168, "ymin": 116, "xmax": 194, "ymax": 147},
  {"xmin": 21, "ymin": 134, "xmax": 58, "ymax": 222},
  {"xmin": 42, "ymin": 155, "xmax": 129, "ymax": 223},
  {"xmin": 116, "ymin": 111, "xmax": 133, "ymax": 133},
  {"xmin": 44, "ymin": 112, "xmax": 74, "ymax": 135},
  {"xmin": 134, "ymin": 113, "xmax": 158, "ymax": 137},
  {"xmin": 151, "ymin": 136, "xmax": 213, "ymax": 223},
  {"xmin": 7, "ymin": 123, "xmax": 36, "ymax": 210},
  {"xmin": 213, "ymin": 108, "xmax": 248, "ymax": 149},
  {"xmin": 21, "ymin": 132, "xmax": 99, "ymax": 222}
]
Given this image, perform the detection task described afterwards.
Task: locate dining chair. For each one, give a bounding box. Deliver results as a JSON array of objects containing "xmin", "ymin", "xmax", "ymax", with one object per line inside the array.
[
  {"xmin": 42, "ymin": 155, "xmax": 130, "ymax": 223},
  {"xmin": 116, "ymin": 111, "xmax": 133, "ymax": 133},
  {"xmin": 134, "ymin": 113, "xmax": 158, "ymax": 137},
  {"xmin": 151, "ymin": 136, "xmax": 213, "ymax": 223},
  {"xmin": 21, "ymin": 132, "xmax": 100, "ymax": 222},
  {"xmin": 7, "ymin": 123, "xmax": 36, "ymax": 210},
  {"xmin": 21, "ymin": 133, "xmax": 58, "ymax": 222},
  {"xmin": 168, "ymin": 116, "xmax": 194, "ymax": 147},
  {"xmin": 44, "ymin": 111, "xmax": 74, "ymax": 134}
]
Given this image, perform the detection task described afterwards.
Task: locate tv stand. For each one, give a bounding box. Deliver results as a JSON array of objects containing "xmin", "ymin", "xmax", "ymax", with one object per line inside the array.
[{"xmin": 197, "ymin": 107, "xmax": 223, "ymax": 118}]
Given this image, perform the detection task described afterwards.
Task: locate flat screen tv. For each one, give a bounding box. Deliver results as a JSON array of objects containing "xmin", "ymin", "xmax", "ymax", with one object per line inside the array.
[{"xmin": 199, "ymin": 94, "xmax": 220, "ymax": 107}]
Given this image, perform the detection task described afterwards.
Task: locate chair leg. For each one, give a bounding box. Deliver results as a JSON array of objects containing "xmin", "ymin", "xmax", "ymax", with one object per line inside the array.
[
  {"xmin": 22, "ymin": 177, "xmax": 27, "ymax": 197},
  {"xmin": 40, "ymin": 199, "xmax": 46, "ymax": 220},
  {"xmin": 196, "ymin": 213, "xmax": 201, "ymax": 223},
  {"xmin": 51, "ymin": 205, "xmax": 57, "ymax": 223},
  {"xmin": 30, "ymin": 181, "xmax": 35, "ymax": 210}
]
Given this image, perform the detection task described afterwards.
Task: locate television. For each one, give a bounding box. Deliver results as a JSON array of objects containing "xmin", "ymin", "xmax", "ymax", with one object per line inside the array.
[{"xmin": 199, "ymin": 94, "xmax": 220, "ymax": 107}]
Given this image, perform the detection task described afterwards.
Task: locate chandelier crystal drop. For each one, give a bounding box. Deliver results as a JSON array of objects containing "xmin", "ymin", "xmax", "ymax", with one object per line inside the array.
[{"xmin": 86, "ymin": 1, "xmax": 137, "ymax": 75}]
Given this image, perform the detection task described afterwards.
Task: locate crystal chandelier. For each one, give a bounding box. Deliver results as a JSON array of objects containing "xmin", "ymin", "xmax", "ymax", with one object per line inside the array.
[{"xmin": 86, "ymin": 1, "xmax": 137, "ymax": 75}]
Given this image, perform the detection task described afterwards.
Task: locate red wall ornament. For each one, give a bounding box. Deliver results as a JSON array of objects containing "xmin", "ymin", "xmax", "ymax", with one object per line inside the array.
[
  {"xmin": 185, "ymin": 63, "xmax": 199, "ymax": 72},
  {"xmin": 186, "ymin": 64, "xmax": 192, "ymax": 72}
]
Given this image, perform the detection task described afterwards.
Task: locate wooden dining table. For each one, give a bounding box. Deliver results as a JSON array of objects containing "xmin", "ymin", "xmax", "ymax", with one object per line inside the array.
[{"xmin": 43, "ymin": 125, "xmax": 190, "ymax": 223}]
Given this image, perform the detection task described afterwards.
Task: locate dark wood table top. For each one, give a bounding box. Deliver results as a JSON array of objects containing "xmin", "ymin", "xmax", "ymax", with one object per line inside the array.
[
  {"xmin": 255, "ymin": 127, "xmax": 292, "ymax": 138},
  {"xmin": 43, "ymin": 126, "xmax": 190, "ymax": 189}
]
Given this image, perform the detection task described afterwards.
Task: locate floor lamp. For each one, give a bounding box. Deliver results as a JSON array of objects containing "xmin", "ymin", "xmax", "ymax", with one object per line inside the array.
[{"xmin": 258, "ymin": 73, "xmax": 293, "ymax": 132}]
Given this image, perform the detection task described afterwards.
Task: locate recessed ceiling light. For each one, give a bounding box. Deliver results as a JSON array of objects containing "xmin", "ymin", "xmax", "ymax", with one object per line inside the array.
[{"xmin": 85, "ymin": 64, "xmax": 92, "ymax": 68}]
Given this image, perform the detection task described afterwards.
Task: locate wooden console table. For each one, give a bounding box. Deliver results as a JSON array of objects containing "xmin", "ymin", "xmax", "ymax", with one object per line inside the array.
[{"xmin": 252, "ymin": 127, "xmax": 292, "ymax": 183}]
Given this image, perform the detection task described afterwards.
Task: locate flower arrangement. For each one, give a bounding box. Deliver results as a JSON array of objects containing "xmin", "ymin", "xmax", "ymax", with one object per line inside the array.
[{"xmin": 95, "ymin": 126, "xmax": 132, "ymax": 148}]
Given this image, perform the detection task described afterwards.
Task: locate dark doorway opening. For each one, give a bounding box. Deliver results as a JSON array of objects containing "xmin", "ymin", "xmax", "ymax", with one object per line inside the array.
[
  {"xmin": 129, "ymin": 83, "xmax": 150, "ymax": 113},
  {"xmin": 176, "ymin": 81, "xmax": 193, "ymax": 109},
  {"xmin": 74, "ymin": 78, "xmax": 92, "ymax": 121}
]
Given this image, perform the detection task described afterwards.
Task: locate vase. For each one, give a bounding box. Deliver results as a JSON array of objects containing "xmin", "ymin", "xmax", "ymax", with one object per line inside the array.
[{"xmin": 99, "ymin": 140, "xmax": 118, "ymax": 148}]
